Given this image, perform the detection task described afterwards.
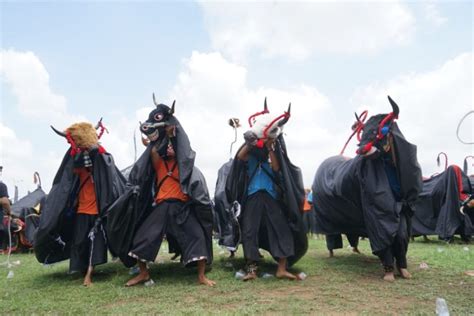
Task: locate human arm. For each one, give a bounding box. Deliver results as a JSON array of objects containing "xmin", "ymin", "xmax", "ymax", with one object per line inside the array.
[
  {"xmin": 237, "ymin": 144, "xmax": 251, "ymax": 162},
  {"xmin": 0, "ymin": 183, "xmax": 11, "ymax": 216},
  {"xmin": 237, "ymin": 130, "xmax": 258, "ymax": 162}
]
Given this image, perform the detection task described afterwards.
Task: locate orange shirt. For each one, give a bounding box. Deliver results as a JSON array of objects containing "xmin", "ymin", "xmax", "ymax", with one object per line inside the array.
[
  {"xmin": 153, "ymin": 157, "xmax": 189, "ymax": 204},
  {"xmin": 303, "ymin": 198, "xmax": 312, "ymax": 213},
  {"xmin": 74, "ymin": 168, "xmax": 98, "ymax": 215}
]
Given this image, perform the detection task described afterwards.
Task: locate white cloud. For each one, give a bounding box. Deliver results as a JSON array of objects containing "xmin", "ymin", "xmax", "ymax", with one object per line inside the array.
[
  {"xmin": 423, "ymin": 2, "xmax": 447, "ymax": 27},
  {"xmin": 200, "ymin": 1, "xmax": 416, "ymax": 61},
  {"xmin": 0, "ymin": 49, "xmax": 82, "ymax": 125},
  {"xmin": 0, "ymin": 49, "xmax": 105, "ymax": 195},
  {"xmin": 0, "ymin": 123, "xmax": 58, "ymax": 198},
  {"xmin": 351, "ymin": 52, "xmax": 473, "ymax": 176}
]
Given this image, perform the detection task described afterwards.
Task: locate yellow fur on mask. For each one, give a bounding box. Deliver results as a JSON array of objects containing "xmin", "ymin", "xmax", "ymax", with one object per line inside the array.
[{"xmin": 65, "ymin": 122, "xmax": 98, "ymax": 149}]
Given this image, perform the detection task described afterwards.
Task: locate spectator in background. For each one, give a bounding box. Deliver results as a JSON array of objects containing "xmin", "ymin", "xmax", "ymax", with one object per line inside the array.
[{"xmin": 0, "ymin": 166, "xmax": 12, "ymax": 251}]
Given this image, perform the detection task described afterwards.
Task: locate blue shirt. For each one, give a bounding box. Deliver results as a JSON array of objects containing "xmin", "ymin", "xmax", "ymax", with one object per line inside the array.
[
  {"xmin": 382, "ymin": 153, "xmax": 401, "ymax": 201},
  {"xmin": 246, "ymin": 155, "xmax": 278, "ymax": 199}
]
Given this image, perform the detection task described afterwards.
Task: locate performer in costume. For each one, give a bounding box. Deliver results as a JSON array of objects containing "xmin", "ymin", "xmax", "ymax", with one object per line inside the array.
[
  {"xmin": 35, "ymin": 120, "xmax": 125, "ymax": 286},
  {"xmin": 226, "ymin": 98, "xmax": 308, "ymax": 281},
  {"xmin": 106, "ymin": 95, "xmax": 215, "ymax": 287},
  {"xmin": 312, "ymin": 96, "xmax": 422, "ymax": 282}
]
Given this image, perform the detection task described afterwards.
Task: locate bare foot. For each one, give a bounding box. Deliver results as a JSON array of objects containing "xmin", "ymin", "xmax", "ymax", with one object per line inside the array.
[
  {"xmin": 242, "ymin": 271, "xmax": 257, "ymax": 281},
  {"xmin": 352, "ymin": 247, "xmax": 361, "ymax": 254},
  {"xmin": 398, "ymin": 268, "xmax": 412, "ymax": 279},
  {"xmin": 383, "ymin": 272, "xmax": 395, "ymax": 282},
  {"xmin": 125, "ymin": 272, "xmax": 150, "ymax": 287},
  {"xmin": 276, "ymin": 270, "xmax": 297, "ymax": 280},
  {"xmin": 83, "ymin": 277, "xmax": 92, "ymax": 287},
  {"xmin": 83, "ymin": 266, "xmax": 93, "ymax": 287},
  {"xmin": 329, "ymin": 250, "xmax": 334, "ymax": 258},
  {"xmin": 198, "ymin": 276, "xmax": 216, "ymax": 287}
]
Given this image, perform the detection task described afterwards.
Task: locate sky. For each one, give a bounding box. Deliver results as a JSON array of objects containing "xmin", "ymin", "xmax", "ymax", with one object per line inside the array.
[{"xmin": 0, "ymin": 0, "xmax": 473, "ymax": 199}]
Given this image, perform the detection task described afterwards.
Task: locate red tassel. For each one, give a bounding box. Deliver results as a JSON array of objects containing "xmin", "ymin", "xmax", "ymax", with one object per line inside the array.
[
  {"xmin": 256, "ymin": 139, "xmax": 265, "ymax": 148},
  {"xmin": 357, "ymin": 142, "xmax": 373, "ymax": 154},
  {"xmin": 98, "ymin": 146, "xmax": 106, "ymax": 154}
]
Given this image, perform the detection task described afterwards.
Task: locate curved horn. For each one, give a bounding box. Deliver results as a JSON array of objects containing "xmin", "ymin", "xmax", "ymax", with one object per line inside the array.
[
  {"xmin": 33, "ymin": 171, "xmax": 42, "ymax": 188},
  {"xmin": 169, "ymin": 100, "xmax": 175, "ymax": 115},
  {"xmin": 264, "ymin": 97, "xmax": 268, "ymax": 112},
  {"xmin": 436, "ymin": 152, "xmax": 448, "ymax": 170},
  {"xmin": 463, "ymin": 155, "xmax": 474, "ymax": 174},
  {"xmin": 277, "ymin": 103, "xmax": 291, "ymax": 127},
  {"xmin": 387, "ymin": 95, "xmax": 400, "ymax": 118},
  {"xmin": 95, "ymin": 117, "xmax": 103, "ymax": 129},
  {"xmin": 152, "ymin": 93, "xmax": 159, "ymax": 107},
  {"xmin": 51, "ymin": 125, "xmax": 67, "ymax": 138}
]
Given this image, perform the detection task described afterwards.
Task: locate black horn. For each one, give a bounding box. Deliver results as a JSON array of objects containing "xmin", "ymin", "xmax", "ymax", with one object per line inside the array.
[
  {"xmin": 387, "ymin": 95, "xmax": 400, "ymax": 117},
  {"xmin": 51, "ymin": 125, "xmax": 67, "ymax": 138},
  {"xmin": 354, "ymin": 112, "xmax": 362, "ymax": 124},
  {"xmin": 95, "ymin": 117, "xmax": 103, "ymax": 129},
  {"xmin": 169, "ymin": 100, "xmax": 175, "ymax": 115},
  {"xmin": 278, "ymin": 103, "xmax": 292, "ymax": 126},
  {"xmin": 264, "ymin": 97, "xmax": 268, "ymax": 112},
  {"xmin": 152, "ymin": 93, "xmax": 159, "ymax": 107}
]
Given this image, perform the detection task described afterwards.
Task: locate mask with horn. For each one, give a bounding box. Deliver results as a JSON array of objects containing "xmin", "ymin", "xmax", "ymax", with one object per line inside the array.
[
  {"xmin": 140, "ymin": 93, "xmax": 175, "ymax": 146},
  {"xmin": 51, "ymin": 120, "xmax": 106, "ymax": 168},
  {"xmin": 356, "ymin": 95, "xmax": 400, "ymax": 157},
  {"xmin": 245, "ymin": 97, "xmax": 291, "ymax": 149}
]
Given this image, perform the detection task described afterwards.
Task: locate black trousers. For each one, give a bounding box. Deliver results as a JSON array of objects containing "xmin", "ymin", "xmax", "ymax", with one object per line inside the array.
[
  {"xmin": 242, "ymin": 191, "xmax": 294, "ymax": 262},
  {"xmin": 326, "ymin": 234, "xmax": 359, "ymax": 251},
  {"xmin": 375, "ymin": 212, "xmax": 409, "ymax": 270},
  {"xmin": 69, "ymin": 213, "xmax": 107, "ymax": 273},
  {"xmin": 129, "ymin": 200, "xmax": 209, "ymax": 266}
]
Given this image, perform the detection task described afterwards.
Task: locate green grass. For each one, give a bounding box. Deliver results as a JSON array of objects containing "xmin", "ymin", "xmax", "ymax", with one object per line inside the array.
[{"xmin": 0, "ymin": 237, "xmax": 473, "ymax": 315}]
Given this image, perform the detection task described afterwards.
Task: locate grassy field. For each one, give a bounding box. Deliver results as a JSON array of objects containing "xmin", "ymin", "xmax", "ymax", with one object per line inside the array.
[{"xmin": 0, "ymin": 237, "xmax": 473, "ymax": 315}]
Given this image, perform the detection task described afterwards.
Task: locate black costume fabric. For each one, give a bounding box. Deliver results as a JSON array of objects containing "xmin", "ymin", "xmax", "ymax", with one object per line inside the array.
[
  {"xmin": 312, "ymin": 123, "xmax": 422, "ymax": 254},
  {"xmin": 242, "ymin": 191, "xmax": 295, "ymax": 261},
  {"xmin": 11, "ymin": 187, "xmax": 46, "ymax": 217},
  {"xmin": 225, "ymin": 135, "xmax": 307, "ymax": 266},
  {"xmin": 214, "ymin": 159, "xmax": 240, "ymax": 251},
  {"xmin": 106, "ymin": 116, "xmax": 214, "ymax": 267},
  {"xmin": 129, "ymin": 201, "xmax": 208, "ymax": 265},
  {"xmin": 412, "ymin": 166, "xmax": 473, "ymax": 239},
  {"xmin": 69, "ymin": 213, "xmax": 107, "ymax": 272},
  {"xmin": 325, "ymin": 234, "xmax": 359, "ymax": 251},
  {"xmin": 34, "ymin": 148, "xmax": 126, "ymax": 264},
  {"xmin": 20, "ymin": 206, "xmax": 41, "ymax": 247}
]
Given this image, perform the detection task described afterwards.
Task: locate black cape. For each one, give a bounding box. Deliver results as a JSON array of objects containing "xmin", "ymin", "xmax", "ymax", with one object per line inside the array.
[
  {"xmin": 34, "ymin": 148, "xmax": 126, "ymax": 264},
  {"xmin": 214, "ymin": 159, "xmax": 240, "ymax": 251},
  {"xmin": 225, "ymin": 135, "xmax": 308, "ymax": 266},
  {"xmin": 312, "ymin": 123, "xmax": 422, "ymax": 253},
  {"xmin": 106, "ymin": 116, "xmax": 214, "ymax": 267},
  {"xmin": 11, "ymin": 187, "xmax": 46, "ymax": 217},
  {"xmin": 412, "ymin": 166, "xmax": 473, "ymax": 238}
]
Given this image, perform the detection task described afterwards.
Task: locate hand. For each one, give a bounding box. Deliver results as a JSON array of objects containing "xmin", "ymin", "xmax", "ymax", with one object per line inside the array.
[
  {"xmin": 265, "ymin": 138, "xmax": 275, "ymax": 151},
  {"xmin": 243, "ymin": 131, "xmax": 258, "ymax": 147}
]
